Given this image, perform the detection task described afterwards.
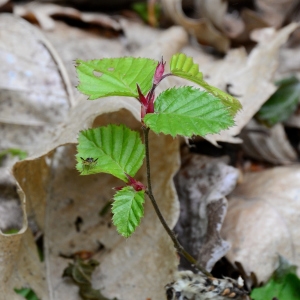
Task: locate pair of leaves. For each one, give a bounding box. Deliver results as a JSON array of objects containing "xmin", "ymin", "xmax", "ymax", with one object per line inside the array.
[
  {"xmin": 76, "ymin": 53, "xmax": 240, "ymax": 138},
  {"xmin": 76, "ymin": 125, "xmax": 145, "ymax": 238}
]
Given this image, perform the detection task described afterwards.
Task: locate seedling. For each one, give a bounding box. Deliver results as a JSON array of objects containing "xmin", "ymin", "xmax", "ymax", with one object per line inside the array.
[{"xmin": 75, "ymin": 53, "xmax": 241, "ymax": 276}]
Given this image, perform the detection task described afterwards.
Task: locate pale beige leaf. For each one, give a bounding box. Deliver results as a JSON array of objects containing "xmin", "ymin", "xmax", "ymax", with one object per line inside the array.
[
  {"xmin": 0, "ymin": 14, "xmax": 73, "ymax": 154},
  {"xmin": 222, "ymin": 166, "xmax": 300, "ymax": 283},
  {"xmin": 203, "ymin": 23, "xmax": 299, "ymax": 145},
  {"xmin": 241, "ymin": 119, "xmax": 297, "ymax": 164},
  {"xmin": 14, "ymin": 2, "xmax": 121, "ymax": 31}
]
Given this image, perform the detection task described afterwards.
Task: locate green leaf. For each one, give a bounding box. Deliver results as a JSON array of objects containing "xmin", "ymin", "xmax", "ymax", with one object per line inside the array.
[
  {"xmin": 251, "ymin": 274, "xmax": 300, "ymax": 300},
  {"xmin": 14, "ymin": 287, "xmax": 39, "ymax": 300},
  {"xmin": 256, "ymin": 76, "xmax": 300, "ymax": 126},
  {"xmin": 251, "ymin": 256, "xmax": 300, "ymax": 300},
  {"xmin": 76, "ymin": 124, "xmax": 145, "ymax": 181},
  {"xmin": 143, "ymin": 87, "xmax": 234, "ymax": 137},
  {"xmin": 76, "ymin": 57, "xmax": 157, "ymax": 99},
  {"xmin": 170, "ymin": 53, "xmax": 242, "ymax": 116},
  {"xmin": 112, "ymin": 186, "xmax": 145, "ymax": 237}
]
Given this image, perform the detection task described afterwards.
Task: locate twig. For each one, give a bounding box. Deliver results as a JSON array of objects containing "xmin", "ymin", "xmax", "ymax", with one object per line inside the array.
[{"xmin": 142, "ymin": 126, "xmax": 212, "ymax": 277}]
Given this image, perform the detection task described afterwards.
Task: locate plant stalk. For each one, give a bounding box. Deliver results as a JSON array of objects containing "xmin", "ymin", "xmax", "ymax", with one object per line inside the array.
[{"xmin": 142, "ymin": 127, "xmax": 211, "ymax": 277}]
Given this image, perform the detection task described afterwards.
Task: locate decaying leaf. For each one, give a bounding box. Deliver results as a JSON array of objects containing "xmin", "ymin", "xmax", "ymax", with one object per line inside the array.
[
  {"xmin": 174, "ymin": 152, "xmax": 239, "ymax": 271},
  {"xmin": 10, "ymin": 99, "xmax": 180, "ymax": 300},
  {"xmin": 14, "ymin": 2, "xmax": 121, "ymax": 31},
  {"xmin": 0, "ymin": 14, "xmax": 73, "ymax": 154},
  {"xmin": 62, "ymin": 258, "xmax": 116, "ymax": 300},
  {"xmin": 222, "ymin": 166, "xmax": 300, "ymax": 283},
  {"xmin": 203, "ymin": 23, "xmax": 299, "ymax": 145},
  {"xmin": 240, "ymin": 119, "xmax": 297, "ymax": 164}
]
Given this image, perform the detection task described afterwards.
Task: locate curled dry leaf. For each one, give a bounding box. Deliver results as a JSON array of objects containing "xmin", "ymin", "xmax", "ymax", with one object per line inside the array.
[
  {"xmin": 0, "ymin": 14, "xmax": 73, "ymax": 155},
  {"xmin": 161, "ymin": 0, "xmax": 230, "ymax": 52},
  {"xmin": 174, "ymin": 153, "xmax": 239, "ymax": 271},
  {"xmin": 14, "ymin": 2, "xmax": 121, "ymax": 31},
  {"xmin": 222, "ymin": 166, "xmax": 300, "ymax": 283},
  {"xmin": 203, "ymin": 23, "xmax": 299, "ymax": 145},
  {"xmin": 240, "ymin": 119, "xmax": 297, "ymax": 164}
]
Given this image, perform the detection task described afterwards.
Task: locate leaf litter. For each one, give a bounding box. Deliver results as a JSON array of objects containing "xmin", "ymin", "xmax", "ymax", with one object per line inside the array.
[{"xmin": 1, "ymin": 1, "xmax": 300, "ymax": 299}]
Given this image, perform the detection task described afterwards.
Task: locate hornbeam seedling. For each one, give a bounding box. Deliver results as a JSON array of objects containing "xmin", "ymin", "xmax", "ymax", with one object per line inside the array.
[{"xmin": 75, "ymin": 53, "xmax": 241, "ymax": 275}]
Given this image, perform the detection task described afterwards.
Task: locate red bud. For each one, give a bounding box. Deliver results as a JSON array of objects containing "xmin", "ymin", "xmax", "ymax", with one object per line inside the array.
[{"xmin": 153, "ymin": 57, "xmax": 166, "ymax": 85}]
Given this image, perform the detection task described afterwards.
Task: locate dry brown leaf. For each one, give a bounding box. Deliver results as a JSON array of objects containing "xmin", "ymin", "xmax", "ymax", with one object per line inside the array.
[
  {"xmin": 174, "ymin": 153, "xmax": 239, "ymax": 271},
  {"xmin": 0, "ymin": 14, "xmax": 73, "ymax": 155},
  {"xmin": 222, "ymin": 166, "xmax": 300, "ymax": 283},
  {"xmin": 14, "ymin": 2, "xmax": 121, "ymax": 31},
  {"xmin": 161, "ymin": 0, "xmax": 230, "ymax": 52},
  {"xmin": 11, "ymin": 98, "xmax": 180, "ymax": 300},
  {"xmin": 241, "ymin": 119, "xmax": 297, "ymax": 164},
  {"xmin": 203, "ymin": 23, "xmax": 299, "ymax": 145}
]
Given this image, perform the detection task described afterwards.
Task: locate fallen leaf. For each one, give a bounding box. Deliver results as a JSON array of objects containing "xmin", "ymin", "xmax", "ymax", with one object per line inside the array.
[
  {"xmin": 241, "ymin": 119, "xmax": 297, "ymax": 164},
  {"xmin": 222, "ymin": 166, "xmax": 300, "ymax": 283},
  {"xmin": 203, "ymin": 23, "xmax": 299, "ymax": 145},
  {"xmin": 161, "ymin": 0, "xmax": 230, "ymax": 52},
  {"xmin": 174, "ymin": 152, "xmax": 239, "ymax": 271},
  {"xmin": 0, "ymin": 14, "xmax": 73, "ymax": 155},
  {"xmin": 11, "ymin": 99, "xmax": 180, "ymax": 300},
  {"xmin": 14, "ymin": 2, "xmax": 121, "ymax": 31}
]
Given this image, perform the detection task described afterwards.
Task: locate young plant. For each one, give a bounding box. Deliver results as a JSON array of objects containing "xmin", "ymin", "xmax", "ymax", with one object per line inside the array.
[{"xmin": 75, "ymin": 53, "xmax": 241, "ymax": 274}]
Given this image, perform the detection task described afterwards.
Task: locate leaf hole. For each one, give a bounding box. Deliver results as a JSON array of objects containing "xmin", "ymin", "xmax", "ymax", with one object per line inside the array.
[
  {"xmin": 107, "ymin": 67, "xmax": 114, "ymax": 71},
  {"xmin": 93, "ymin": 71, "xmax": 103, "ymax": 77}
]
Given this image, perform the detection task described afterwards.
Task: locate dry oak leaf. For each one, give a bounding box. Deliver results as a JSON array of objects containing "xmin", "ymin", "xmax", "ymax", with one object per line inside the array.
[{"xmin": 222, "ymin": 166, "xmax": 300, "ymax": 283}]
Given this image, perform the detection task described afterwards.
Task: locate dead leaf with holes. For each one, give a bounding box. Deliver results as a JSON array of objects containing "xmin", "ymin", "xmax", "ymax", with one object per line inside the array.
[{"xmin": 222, "ymin": 166, "xmax": 300, "ymax": 283}]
